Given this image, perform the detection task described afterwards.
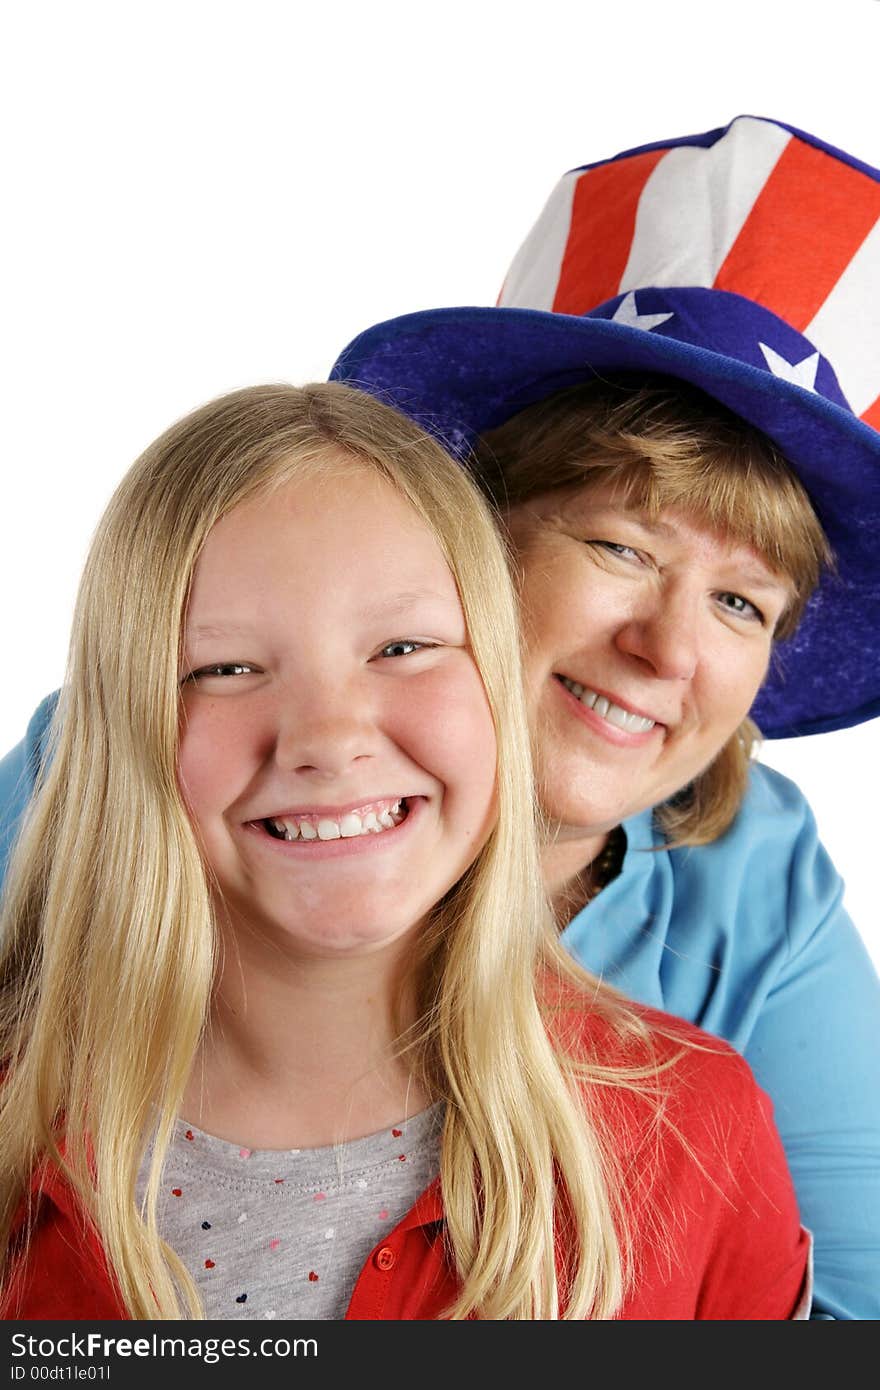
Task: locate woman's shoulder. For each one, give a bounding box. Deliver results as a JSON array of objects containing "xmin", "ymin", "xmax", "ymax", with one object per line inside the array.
[
  {"xmin": 659, "ymin": 762, "xmax": 845, "ymax": 943},
  {"xmin": 672, "ymin": 760, "xmax": 821, "ymax": 862},
  {"xmin": 740, "ymin": 759, "xmax": 818, "ymax": 820},
  {"xmin": 614, "ymin": 761, "xmax": 834, "ymax": 931},
  {"xmin": 0, "ymin": 692, "xmax": 59, "ymax": 886}
]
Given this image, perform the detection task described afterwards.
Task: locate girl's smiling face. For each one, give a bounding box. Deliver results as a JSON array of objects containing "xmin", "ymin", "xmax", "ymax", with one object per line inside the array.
[{"xmin": 177, "ymin": 456, "xmax": 498, "ymax": 959}]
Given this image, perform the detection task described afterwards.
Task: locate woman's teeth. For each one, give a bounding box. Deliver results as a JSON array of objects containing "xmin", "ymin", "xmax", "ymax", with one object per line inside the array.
[
  {"xmin": 559, "ymin": 677, "xmax": 656, "ymax": 732},
  {"xmin": 264, "ymin": 800, "xmax": 407, "ymax": 842}
]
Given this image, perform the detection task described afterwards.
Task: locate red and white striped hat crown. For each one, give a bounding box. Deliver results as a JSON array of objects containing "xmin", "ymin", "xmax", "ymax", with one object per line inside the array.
[{"xmin": 499, "ymin": 114, "xmax": 880, "ymax": 427}]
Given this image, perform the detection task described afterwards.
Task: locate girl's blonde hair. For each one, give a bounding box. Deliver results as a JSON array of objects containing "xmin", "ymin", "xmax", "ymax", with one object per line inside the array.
[
  {"xmin": 473, "ymin": 377, "xmax": 832, "ymax": 845},
  {"xmin": 0, "ymin": 382, "xmax": 665, "ymax": 1321}
]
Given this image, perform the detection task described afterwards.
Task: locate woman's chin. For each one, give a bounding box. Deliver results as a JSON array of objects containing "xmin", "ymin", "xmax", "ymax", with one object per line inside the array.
[{"xmin": 536, "ymin": 764, "xmax": 652, "ymax": 836}]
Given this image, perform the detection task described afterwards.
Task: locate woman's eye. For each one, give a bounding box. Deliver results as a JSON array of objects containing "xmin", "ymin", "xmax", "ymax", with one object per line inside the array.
[
  {"xmin": 591, "ymin": 540, "xmax": 642, "ymax": 561},
  {"xmin": 716, "ymin": 592, "xmax": 765, "ymax": 624}
]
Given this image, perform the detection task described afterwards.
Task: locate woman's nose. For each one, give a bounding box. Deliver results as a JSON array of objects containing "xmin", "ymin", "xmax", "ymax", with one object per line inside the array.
[{"xmin": 615, "ymin": 588, "xmax": 700, "ymax": 681}]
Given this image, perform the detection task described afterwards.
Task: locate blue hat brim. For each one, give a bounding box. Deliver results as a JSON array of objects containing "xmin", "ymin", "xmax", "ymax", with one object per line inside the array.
[{"xmin": 331, "ymin": 306, "xmax": 880, "ymax": 738}]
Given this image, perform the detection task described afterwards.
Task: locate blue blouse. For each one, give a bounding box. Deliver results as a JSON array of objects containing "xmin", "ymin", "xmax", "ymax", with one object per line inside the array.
[{"xmin": 1, "ymin": 694, "xmax": 879, "ymax": 1318}]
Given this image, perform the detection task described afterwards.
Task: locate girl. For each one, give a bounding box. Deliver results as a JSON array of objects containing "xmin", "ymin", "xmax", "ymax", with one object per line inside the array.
[{"xmin": 0, "ymin": 383, "xmax": 807, "ymax": 1319}]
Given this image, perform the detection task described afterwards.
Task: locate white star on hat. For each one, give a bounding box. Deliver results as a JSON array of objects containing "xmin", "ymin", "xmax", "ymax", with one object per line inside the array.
[
  {"xmin": 611, "ymin": 291, "xmax": 674, "ymax": 333},
  {"xmin": 759, "ymin": 343, "xmax": 820, "ymax": 393}
]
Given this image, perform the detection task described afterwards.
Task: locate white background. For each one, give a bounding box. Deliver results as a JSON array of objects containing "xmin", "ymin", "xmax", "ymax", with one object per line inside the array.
[{"xmin": 1, "ymin": 0, "xmax": 878, "ymax": 967}]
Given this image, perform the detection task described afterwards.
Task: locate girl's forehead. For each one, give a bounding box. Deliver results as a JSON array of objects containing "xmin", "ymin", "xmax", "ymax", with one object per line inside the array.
[
  {"xmin": 188, "ymin": 464, "xmax": 462, "ymax": 619},
  {"xmin": 204, "ymin": 464, "xmax": 432, "ymax": 555}
]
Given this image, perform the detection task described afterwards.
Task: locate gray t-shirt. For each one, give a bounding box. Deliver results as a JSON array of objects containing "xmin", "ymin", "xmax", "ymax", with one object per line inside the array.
[{"xmin": 140, "ymin": 1104, "xmax": 444, "ymax": 1320}]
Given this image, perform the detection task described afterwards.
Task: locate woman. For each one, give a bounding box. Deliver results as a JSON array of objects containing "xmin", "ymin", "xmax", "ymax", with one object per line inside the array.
[
  {"xmin": 0, "ymin": 383, "xmax": 809, "ymax": 1320},
  {"xmin": 327, "ymin": 115, "xmax": 880, "ymax": 1318}
]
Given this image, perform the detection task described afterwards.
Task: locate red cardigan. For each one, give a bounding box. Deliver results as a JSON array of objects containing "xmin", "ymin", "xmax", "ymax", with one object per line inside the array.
[{"xmin": 3, "ymin": 1010, "xmax": 810, "ymax": 1320}]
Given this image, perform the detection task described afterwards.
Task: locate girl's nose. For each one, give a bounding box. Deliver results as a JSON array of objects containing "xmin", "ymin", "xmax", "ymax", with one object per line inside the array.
[
  {"xmin": 272, "ymin": 685, "xmax": 379, "ymax": 779},
  {"xmin": 614, "ymin": 588, "xmax": 700, "ymax": 682}
]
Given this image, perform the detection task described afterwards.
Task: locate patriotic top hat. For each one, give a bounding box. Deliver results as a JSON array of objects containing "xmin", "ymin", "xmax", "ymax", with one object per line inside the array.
[{"xmin": 331, "ymin": 115, "xmax": 880, "ymax": 738}]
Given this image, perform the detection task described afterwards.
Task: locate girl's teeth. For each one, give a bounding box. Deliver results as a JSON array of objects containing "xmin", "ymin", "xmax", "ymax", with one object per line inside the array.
[
  {"xmin": 266, "ymin": 801, "xmax": 408, "ymax": 842},
  {"xmin": 560, "ymin": 678, "xmax": 655, "ymax": 732}
]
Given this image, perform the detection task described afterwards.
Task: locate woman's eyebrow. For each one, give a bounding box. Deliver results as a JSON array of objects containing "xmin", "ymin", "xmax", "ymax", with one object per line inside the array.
[
  {"xmin": 572, "ymin": 512, "xmax": 793, "ymax": 597},
  {"xmin": 725, "ymin": 567, "xmax": 793, "ymax": 596},
  {"xmin": 574, "ymin": 508, "xmax": 677, "ymax": 539}
]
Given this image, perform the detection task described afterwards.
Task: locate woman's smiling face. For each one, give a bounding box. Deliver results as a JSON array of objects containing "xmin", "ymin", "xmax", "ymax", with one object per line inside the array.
[
  {"xmin": 177, "ymin": 455, "xmax": 498, "ymax": 961},
  {"xmin": 506, "ymin": 480, "xmax": 793, "ymax": 847}
]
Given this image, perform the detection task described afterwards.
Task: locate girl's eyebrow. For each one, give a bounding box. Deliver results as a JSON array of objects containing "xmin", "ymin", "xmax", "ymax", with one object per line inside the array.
[
  {"xmin": 188, "ymin": 622, "xmax": 259, "ymax": 640},
  {"xmin": 356, "ymin": 588, "xmax": 460, "ymax": 621},
  {"xmin": 187, "ymin": 591, "xmax": 459, "ymax": 640}
]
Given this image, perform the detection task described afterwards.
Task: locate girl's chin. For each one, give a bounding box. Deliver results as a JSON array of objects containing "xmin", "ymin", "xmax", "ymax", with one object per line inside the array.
[{"xmin": 219, "ymin": 898, "xmax": 429, "ymax": 958}]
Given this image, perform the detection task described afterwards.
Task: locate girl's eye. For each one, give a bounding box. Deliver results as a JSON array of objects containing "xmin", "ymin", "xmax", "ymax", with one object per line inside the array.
[
  {"xmin": 183, "ymin": 663, "xmax": 256, "ymax": 682},
  {"xmin": 716, "ymin": 592, "xmax": 765, "ymax": 624},
  {"xmin": 376, "ymin": 640, "xmax": 431, "ymax": 659}
]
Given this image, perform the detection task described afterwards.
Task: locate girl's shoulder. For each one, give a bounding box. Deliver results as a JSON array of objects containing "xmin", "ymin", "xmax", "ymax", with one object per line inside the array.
[
  {"xmin": 3, "ymin": 1156, "xmax": 126, "ymax": 1320},
  {"xmin": 591, "ymin": 1001, "xmax": 809, "ymax": 1319},
  {"xmin": 553, "ymin": 992, "xmax": 806, "ymax": 1311},
  {"xmin": 549, "ymin": 986, "xmax": 770, "ymax": 1159}
]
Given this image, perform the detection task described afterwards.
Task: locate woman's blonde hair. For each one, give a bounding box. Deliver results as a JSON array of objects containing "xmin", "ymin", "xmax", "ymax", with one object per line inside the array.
[
  {"xmin": 0, "ymin": 381, "xmax": 667, "ymax": 1320},
  {"xmin": 473, "ymin": 377, "xmax": 832, "ymax": 845}
]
